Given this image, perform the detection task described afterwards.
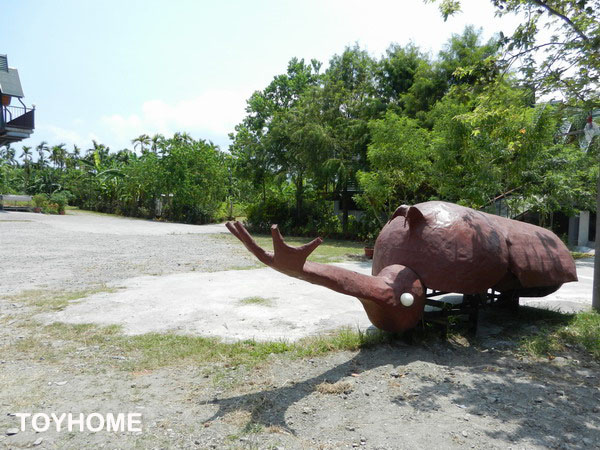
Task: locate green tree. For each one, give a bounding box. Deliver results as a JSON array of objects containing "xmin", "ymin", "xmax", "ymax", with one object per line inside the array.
[
  {"xmin": 1, "ymin": 145, "xmax": 16, "ymax": 166},
  {"xmin": 36, "ymin": 141, "xmax": 48, "ymax": 168},
  {"xmin": 151, "ymin": 133, "xmax": 164, "ymax": 154},
  {"xmin": 376, "ymin": 43, "xmax": 426, "ymax": 113},
  {"xmin": 426, "ymin": 0, "xmax": 600, "ymax": 309},
  {"xmin": 132, "ymin": 134, "xmax": 151, "ymax": 154},
  {"xmin": 20, "ymin": 145, "xmax": 32, "ymax": 190},
  {"xmin": 356, "ymin": 112, "xmax": 432, "ymax": 223},
  {"xmin": 426, "ymin": 0, "xmax": 599, "ymax": 106},
  {"xmin": 230, "ymin": 57, "xmax": 322, "ymax": 211},
  {"xmin": 429, "ymin": 81, "xmax": 591, "ymax": 214},
  {"xmin": 159, "ymin": 137, "xmax": 227, "ymax": 223},
  {"xmin": 50, "ymin": 144, "xmax": 67, "ymax": 170},
  {"xmin": 320, "ymin": 45, "xmax": 381, "ymax": 232}
]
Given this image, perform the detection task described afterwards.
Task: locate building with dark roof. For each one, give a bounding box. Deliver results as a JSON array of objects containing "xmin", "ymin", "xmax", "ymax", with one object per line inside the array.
[{"xmin": 0, "ymin": 54, "xmax": 34, "ymax": 146}]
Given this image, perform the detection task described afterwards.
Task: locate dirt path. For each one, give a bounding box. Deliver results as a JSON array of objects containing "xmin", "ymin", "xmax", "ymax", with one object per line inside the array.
[{"xmin": 1, "ymin": 210, "xmax": 599, "ymax": 449}]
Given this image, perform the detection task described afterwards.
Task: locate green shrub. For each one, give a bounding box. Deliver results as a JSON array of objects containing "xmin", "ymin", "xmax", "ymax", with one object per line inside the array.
[
  {"xmin": 43, "ymin": 203, "xmax": 59, "ymax": 214},
  {"xmin": 245, "ymin": 195, "xmax": 342, "ymax": 237},
  {"xmin": 355, "ymin": 212, "xmax": 383, "ymax": 244},
  {"xmin": 50, "ymin": 192, "xmax": 69, "ymax": 214},
  {"xmin": 245, "ymin": 196, "xmax": 292, "ymax": 233},
  {"xmin": 32, "ymin": 194, "xmax": 48, "ymax": 208}
]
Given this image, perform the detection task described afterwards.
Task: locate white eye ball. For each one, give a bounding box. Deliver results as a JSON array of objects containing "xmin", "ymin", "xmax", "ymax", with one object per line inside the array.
[{"xmin": 400, "ymin": 293, "xmax": 414, "ymax": 307}]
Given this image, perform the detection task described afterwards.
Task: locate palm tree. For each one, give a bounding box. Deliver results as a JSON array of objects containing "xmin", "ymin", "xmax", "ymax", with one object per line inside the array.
[
  {"xmin": 36, "ymin": 141, "xmax": 48, "ymax": 168},
  {"xmin": 150, "ymin": 133, "xmax": 164, "ymax": 154},
  {"xmin": 50, "ymin": 144, "xmax": 67, "ymax": 170},
  {"xmin": 21, "ymin": 145, "xmax": 32, "ymax": 164},
  {"xmin": 132, "ymin": 134, "xmax": 151, "ymax": 154},
  {"xmin": 85, "ymin": 140, "xmax": 110, "ymax": 169},
  {"xmin": 20, "ymin": 145, "xmax": 32, "ymax": 188},
  {"xmin": 2, "ymin": 145, "xmax": 16, "ymax": 166},
  {"xmin": 173, "ymin": 132, "xmax": 193, "ymax": 145},
  {"xmin": 116, "ymin": 148, "xmax": 136, "ymax": 164},
  {"xmin": 0, "ymin": 144, "xmax": 9, "ymax": 162},
  {"xmin": 67, "ymin": 144, "xmax": 81, "ymax": 169}
]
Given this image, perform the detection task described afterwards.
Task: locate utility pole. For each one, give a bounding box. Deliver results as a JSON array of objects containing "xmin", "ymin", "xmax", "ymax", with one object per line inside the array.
[
  {"xmin": 590, "ymin": 114, "xmax": 600, "ymax": 311},
  {"xmin": 594, "ymin": 171, "xmax": 600, "ymax": 311}
]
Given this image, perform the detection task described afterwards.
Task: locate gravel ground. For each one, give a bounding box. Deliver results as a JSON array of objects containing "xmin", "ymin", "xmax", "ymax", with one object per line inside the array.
[
  {"xmin": 1, "ymin": 210, "xmax": 599, "ymax": 449},
  {"xmin": 0, "ymin": 210, "xmax": 255, "ymax": 296}
]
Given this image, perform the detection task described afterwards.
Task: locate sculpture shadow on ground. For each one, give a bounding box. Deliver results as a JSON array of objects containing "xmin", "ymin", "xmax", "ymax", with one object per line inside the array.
[{"xmin": 195, "ymin": 308, "xmax": 598, "ymax": 448}]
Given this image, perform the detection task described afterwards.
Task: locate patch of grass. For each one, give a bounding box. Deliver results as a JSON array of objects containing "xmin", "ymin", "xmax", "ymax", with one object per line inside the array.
[
  {"xmin": 223, "ymin": 411, "xmax": 265, "ymax": 440},
  {"xmin": 11, "ymin": 321, "xmax": 398, "ymax": 372},
  {"xmin": 513, "ymin": 308, "xmax": 600, "ymax": 360},
  {"xmin": 222, "ymin": 410, "xmax": 252, "ymax": 427},
  {"xmin": 208, "ymin": 264, "xmax": 260, "ymax": 272},
  {"xmin": 44, "ymin": 322, "xmax": 123, "ymax": 341},
  {"xmin": 242, "ymin": 421, "xmax": 264, "ymax": 434},
  {"xmin": 0, "ymin": 314, "xmax": 17, "ymax": 325},
  {"xmin": 294, "ymin": 327, "xmax": 395, "ymax": 356},
  {"xmin": 316, "ymin": 380, "xmax": 353, "ymax": 395},
  {"xmin": 571, "ymin": 251, "xmax": 593, "ymax": 259},
  {"xmin": 4, "ymin": 287, "xmax": 116, "ymax": 312},
  {"xmin": 219, "ymin": 233, "xmax": 364, "ymax": 263},
  {"xmin": 238, "ymin": 296, "xmax": 275, "ymax": 307}
]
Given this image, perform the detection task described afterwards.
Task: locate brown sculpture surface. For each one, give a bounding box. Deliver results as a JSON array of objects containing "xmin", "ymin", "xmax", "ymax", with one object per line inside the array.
[{"xmin": 227, "ymin": 201, "xmax": 577, "ymax": 332}]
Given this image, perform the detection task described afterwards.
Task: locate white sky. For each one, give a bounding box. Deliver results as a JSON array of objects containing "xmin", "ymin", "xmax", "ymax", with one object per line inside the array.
[{"xmin": 3, "ymin": 0, "xmax": 523, "ymax": 153}]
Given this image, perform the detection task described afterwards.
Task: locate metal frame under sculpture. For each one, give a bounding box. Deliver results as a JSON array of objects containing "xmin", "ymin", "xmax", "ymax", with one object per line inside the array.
[{"xmin": 227, "ymin": 201, "xmax": 577, "ymax": 333}]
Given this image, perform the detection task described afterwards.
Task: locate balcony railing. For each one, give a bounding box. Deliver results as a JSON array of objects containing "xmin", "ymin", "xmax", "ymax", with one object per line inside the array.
[{"xmin": 1, "ymin": 104, "xmax": 35, "ymax": 130}]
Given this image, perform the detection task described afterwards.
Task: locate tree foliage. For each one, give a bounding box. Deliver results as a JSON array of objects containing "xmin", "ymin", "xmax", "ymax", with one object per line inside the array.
[
  {"xmin": 0, "ymin": 134, "xmax": 229, "ymax": 224},
  {"xmin": 426, "ymin": 0, "xmax": 599, "ymax": 106},
  {"xmin": 227, "ymin": 26, "xmax": 595, "ymax": 239},
  {"xmin": 2, "ymin": 21, "xmax": 595, "ymax": 242}
]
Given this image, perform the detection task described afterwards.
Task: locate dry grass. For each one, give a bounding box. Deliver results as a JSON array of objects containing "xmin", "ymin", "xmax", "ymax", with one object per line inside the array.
[
  {"xmin": 315, "ymin": 380, "xmax": 353, "ymax": 395},
  {"xmin": 222, "ymin": 409, "xmax": 252, "ymax": 427}
]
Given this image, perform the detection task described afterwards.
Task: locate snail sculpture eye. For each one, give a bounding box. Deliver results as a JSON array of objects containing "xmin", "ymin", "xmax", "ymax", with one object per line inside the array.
[{"xmin": 400, "ymin": 293, "xmax": 414, "ymax": 307}]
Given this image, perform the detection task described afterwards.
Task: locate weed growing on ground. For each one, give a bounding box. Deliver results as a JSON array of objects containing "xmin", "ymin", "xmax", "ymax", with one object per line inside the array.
[
  {"xmin": 520, "ymin": 311, "xmax": 600, "ymax": 359},
  {"xmin": 484, "ymin": 306, "xmax": 600, "ymax": 360},
  {"xmin": 8, "ymin": 319, "xmax": 399, "ymax": 372},
  {"xmin": 239, "ymin": 296, "xmax": 275, "ymax": 307},
  {"xmin": 570, "ymin": 251, "xmax": 593, "ymax": 260},
  {"xmin": 316, "ymin": 381, "xmax": 353, "ymax": 395},
  {"xmin": 6, "ymin": 289, "xmax": 598, "ymax": 373},
  {"xmin": 4, "ymin": 287, "xmax": 116, "ymax": 312}
]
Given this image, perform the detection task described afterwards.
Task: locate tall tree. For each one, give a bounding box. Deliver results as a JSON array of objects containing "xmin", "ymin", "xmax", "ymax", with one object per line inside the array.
[
  {"xmin": 356, "ymin": 112, "xmax": 432, "ymax": 223},
  {"xmin": 36, "ymin": 141, "xmax": 48, "ymax": 168},
  {"xmin": 425, "ymin": 0, "xmax": 600, "ymax": 309},
  {"xmin": 230, "ymin": 57, "xmax": 322, "ymax": 209},
  {"xmin": 132, "ymin": 134, "xmax": 151, "ymax": 154},
  {"xmin": 151, "ymin": 133, "xmax": 164, "ymax": 154},
  {"xmin": 21, "ymin": 146, "xmax": 32, "ymax": 186},
  {"xmin": 1, "ymin": 145, "xmax": 16, "ymax": 166},
  {"xmin": 50, "ymin": 144, "xmax": 67, "ymax": 170},
  {"xmin": 375, "ymin": 43, "xmax": 430, "ymax": 114},
  {"xmin": 426, "ymin": 0, "xmax": 599, "ymax": 105},
  {"xmin": 320, "ymin": 45, "xmax": 381, "ymax": 232}
]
